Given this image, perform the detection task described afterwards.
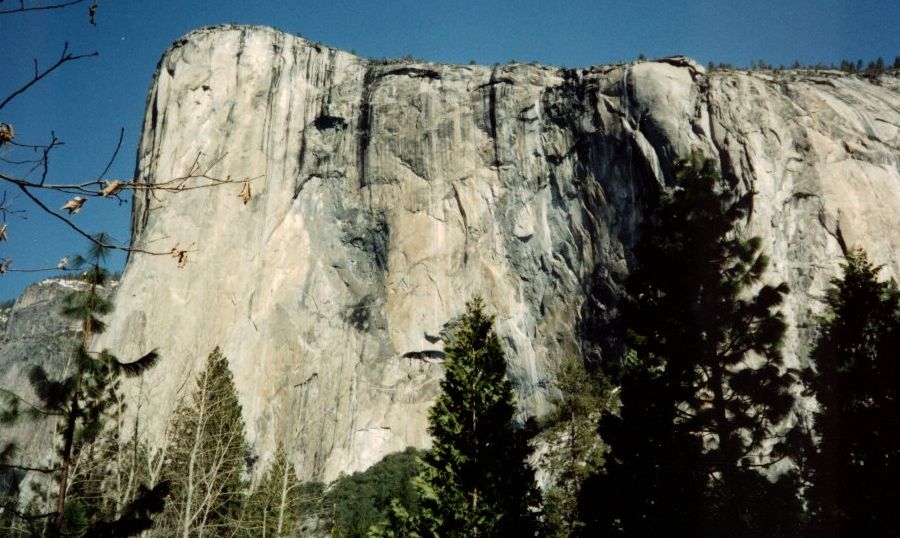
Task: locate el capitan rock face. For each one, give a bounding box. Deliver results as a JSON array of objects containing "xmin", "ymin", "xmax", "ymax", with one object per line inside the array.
[{"xmin": 93, "ymin": 25, "xmax": 900, "ymax": 481}]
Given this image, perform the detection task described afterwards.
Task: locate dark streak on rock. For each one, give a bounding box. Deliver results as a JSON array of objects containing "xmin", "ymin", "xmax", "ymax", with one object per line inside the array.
[
  {"xmin": 380, "ymin": 67, "xmax": 441, "ymax": 80},
  {"xmin": 785, "ymin": 191, "xmax": 820, "ymax": 205},
  {"xmin": 488, "ymin": 67, "xmax": 501, "ymax": 167},
  {"xmin": 293, "ymin": 135, "xmax": 308, "ymax": 200},
  {"xmin": 358, "ymin": 66, "xmax": 377, "ymax": 189},
  {"xmin": 452, "ymin": 183, "xmax": 469, "ymax": 265},
  {"xmin": 474, "ymin": 77, "xmax": 515, "ymax": 91},
  {"xmin": 314, "ymin": 115, "xmax": 348, "ymax": 130},
  {"xmin": 819, "ymin": 209, "xmax": 849, "ymax": 256},
  {"xmin": 401, "ymin": 350, "xmax": 446, "ymax": 362}
]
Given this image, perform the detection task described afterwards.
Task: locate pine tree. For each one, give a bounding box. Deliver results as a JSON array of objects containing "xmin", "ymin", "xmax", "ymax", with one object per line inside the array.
[
  {"xmin": 803, "ymin": 249, "xmax": 900, "ymax": 536},
  {"xmin": 238, "ymin": 442, "xmax": 311, "ymax": 537},
  {"xmin": 156, "ymin": 347, "xmax": 249, "ymax": 537},
  {"xmin": 0, "ymin": 236, "xmax": 164, "ymax": 537},
  {"xmin": 584, "ymin": 153, "xmax": 805, "ymax": 537},
  {"xmin": 376, "ymin": 298, "xmax": 541, "ymax": 537},
  {"xmin": 540, "ymin": 359, "xmax": 610, "ymax": 537}
]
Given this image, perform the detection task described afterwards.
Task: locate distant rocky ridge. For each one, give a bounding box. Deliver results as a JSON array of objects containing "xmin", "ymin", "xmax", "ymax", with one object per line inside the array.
[
  {"xmin": 0, "ymin": 279, "xmax": 117, "ymax": 473},
  {"xmin": 10, "ymin": 24, "xmax": 897, "ymax": 482}
]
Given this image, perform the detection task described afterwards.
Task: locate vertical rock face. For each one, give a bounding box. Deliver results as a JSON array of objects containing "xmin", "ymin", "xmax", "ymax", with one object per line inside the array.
[{"xmin": 94, "ymin": 25, "xmax": 900, "ymax": 481}]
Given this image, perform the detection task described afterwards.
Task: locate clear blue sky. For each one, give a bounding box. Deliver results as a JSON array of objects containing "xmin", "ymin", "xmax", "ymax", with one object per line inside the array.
[{"xmin": 1, "ymin": 0, "xmax": 897, "ymax": 300}]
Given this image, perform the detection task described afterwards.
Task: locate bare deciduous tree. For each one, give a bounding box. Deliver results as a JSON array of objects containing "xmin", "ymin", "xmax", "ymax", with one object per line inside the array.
[{"xmin": 154, "ymin": 348, "xmax": 249, "ymax": 538}]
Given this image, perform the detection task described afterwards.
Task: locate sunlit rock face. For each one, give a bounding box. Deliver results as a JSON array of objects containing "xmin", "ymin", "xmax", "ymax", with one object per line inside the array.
[{"xmin": 94, "ymin": 25, "xmax": 900, "ymax": 481}]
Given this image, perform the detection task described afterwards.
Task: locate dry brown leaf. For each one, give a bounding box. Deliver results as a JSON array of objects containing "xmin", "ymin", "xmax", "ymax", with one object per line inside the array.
[{"xmin": 239, "ymin": 181, "xmax": 252, "ymax": 205}]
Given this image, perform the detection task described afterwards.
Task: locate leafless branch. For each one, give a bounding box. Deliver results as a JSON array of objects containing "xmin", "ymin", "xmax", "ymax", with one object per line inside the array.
[
  {"xmin": 37, "ymin": 131, "xmax": 61, "ymax": 185},
  {"xmin": 1, "ymin": 171, "xmax": 261, "ymax": 260},
  {"xmin": 94, "ymin": 127, "xmax": 124, "ymax": 182},
  {"xmin": 0, "ymin": 462, "xmax": 58, "ymax": 473},
  {"xmin": 0, "ymin": 0, "xmax": 84, "ymax": 15},
  {"xmin": 3, "ymin": 120, "xmax": 260, "ymax": 261},
  {"xmin": 0, "ymin": 387, "xmax": 59, "ymax": 417},
  {"xmin": 6, "ymin": 267, "xmax": 69, "ymax": 273},
  {"xmin": 7, "ymin": 138, "xmax": 65, "ymax": 150},
  {"xmin": 0, "ymin": 42, "xmax": 98, "ymax": 111},
  {"xmin": 13, "ymin": 179, "xmax": 112, "ymax": 246},
  {"xmin": 0, "ymin": 191, "xmax": 26, "ymax": 220},
  {"xmin": 0, "ymin": 502, "xmax": 56, "ymax": 521}
]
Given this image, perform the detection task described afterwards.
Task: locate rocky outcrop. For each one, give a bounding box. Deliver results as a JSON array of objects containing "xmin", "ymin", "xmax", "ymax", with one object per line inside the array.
[
  {"xmin": 0, "ymin": 279, "xmax": 113, "ymax": 469},
  {"xmin": 94, "ymin": 25, "xmax": 900, "ymax": 481}
]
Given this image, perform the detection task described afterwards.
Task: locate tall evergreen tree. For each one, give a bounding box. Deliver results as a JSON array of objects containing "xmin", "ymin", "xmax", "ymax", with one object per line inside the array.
[
  {"xmin": 375, "ymin": 298, "xmax": 541, "ymax": 537},
  {"xmin": 0, "ymin": 236, "xmax": 164, "ymax": 537},
  {"xmin": 156, "ymin": 347, "xmax": 249, "ymax": 537},
  {"xmin": 238, "ymin": 442, "xmax": 307, "ymax": 538},
  {"xmin": 803, "ymin": 249, "xmax": 900, "ymax": 536},
  {"xmin": 540, "ymin": 358, "xmax": 610, "ymax": 537},
  {"xmin": 583, "ymin": 153, "xmax": 804, "ymax": 537}
]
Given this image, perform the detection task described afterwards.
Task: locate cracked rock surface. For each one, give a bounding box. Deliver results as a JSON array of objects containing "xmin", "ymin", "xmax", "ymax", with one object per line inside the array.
[{"xmin": 91, "ymin": 25, "xmax": 899, "ymax": 481}]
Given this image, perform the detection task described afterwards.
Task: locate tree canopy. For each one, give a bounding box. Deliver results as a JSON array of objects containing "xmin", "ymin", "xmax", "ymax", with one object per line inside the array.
[
  {"xmin": 803, "ymin": 249, "xmax": 900, "ymax": 536},
  {"xmin": 584, "ymin": 153, "xmax": 805, "ymax": 537}
]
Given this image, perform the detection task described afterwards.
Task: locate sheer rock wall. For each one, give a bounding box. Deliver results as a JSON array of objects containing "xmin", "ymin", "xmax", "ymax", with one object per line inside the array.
[{"xmin": 95, "ymin": 25, "xmax": 900, "ymax": 481}]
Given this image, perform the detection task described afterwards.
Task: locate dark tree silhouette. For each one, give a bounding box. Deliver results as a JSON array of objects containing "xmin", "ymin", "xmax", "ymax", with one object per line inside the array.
[
  {"xmin": 803, "ymin": 249, "xmax": 900, "ymax": 537},
  {"xmin": 583, "ymin": 153, "xmax": 805, "ymax": 537}
]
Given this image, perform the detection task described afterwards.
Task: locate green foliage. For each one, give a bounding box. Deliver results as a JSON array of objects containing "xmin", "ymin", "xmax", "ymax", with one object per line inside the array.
[
  {"xmin": 803, "ymin": 249, "xmax": 900, "ymax": 536},
  {"xmin": 320, "ymin": 447, "xmax": 420, "ymax": 537},
  {"xmin": 239, "ymin": 442, "xmax": 317, "ymax": 537},
  {"xmin": 0, "ymin": 236, "xmax": 163, "ymax": 537},
  {"xmin": 540, "ymin": 359, "xmax": 612, "ymax": 537},
  {"xmin": 157, "ymin": 347, "xmax": 249, "ymax": 536},
  {"xmin": 369, "ymin": 497, "xmax": 419, "ymax": 538},
  {"xmin": 378, "ymin": 298, "xmax": 541, "ymax": 537},
  {"xmin": 584, "ymin": 153, "xmax": 805, "ymax": 537}
]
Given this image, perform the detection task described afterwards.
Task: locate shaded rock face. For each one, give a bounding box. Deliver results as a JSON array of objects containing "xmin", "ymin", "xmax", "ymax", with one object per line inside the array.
[{"xmin": 96, "ymin": 25, "xmax": 900, "ymax": 481}]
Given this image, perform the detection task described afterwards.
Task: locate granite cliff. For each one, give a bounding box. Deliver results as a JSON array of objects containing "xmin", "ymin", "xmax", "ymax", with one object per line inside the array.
[{"xmin": 86, "ymin": 25, "xmax": 899, "ymax": 481}]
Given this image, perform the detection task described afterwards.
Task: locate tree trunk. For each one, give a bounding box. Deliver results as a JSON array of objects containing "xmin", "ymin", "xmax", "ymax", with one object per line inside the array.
[{"xmin": 52, "ymin": 395, "xmax": 80, "ymax": 538}]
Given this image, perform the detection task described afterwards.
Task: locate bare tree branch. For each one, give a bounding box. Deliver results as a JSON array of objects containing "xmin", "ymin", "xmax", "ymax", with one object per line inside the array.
[
  {"xmin": 37, "ymin": 131, "xmax": 61, "ymax": 185},
  {"xmin": 0, "ymin": 462, "xmax": 58, "ymax": 473},
  {"xmin": 13, "ymin": 178, "xmax": 114, "ymax": 247},
  {"xmin": 0, "ymin": 42, "xmax": 97, "ymax": 111},
  {"xmin": 0, "ymin": 0, "xmax": 85, "ymax": 15},
  {"xmin": 0, "ymin": 387, "xmax": 59, "ymax": 417},
  {"xmin": 94, "ymin": 127, "xmax": 124, "ymax": 182},
  {"xmin": 7, "ymin": 266, "xmax": 70, "ymax": 273},
  {"xmin": 0, "ymin": 502, "xmax": 56, "ymax": 521}
]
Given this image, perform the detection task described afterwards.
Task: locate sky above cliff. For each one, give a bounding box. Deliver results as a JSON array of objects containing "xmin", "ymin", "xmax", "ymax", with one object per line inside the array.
[{"xmin": 1, "ymin": 0, "xmax": 898, "ymax": 300}]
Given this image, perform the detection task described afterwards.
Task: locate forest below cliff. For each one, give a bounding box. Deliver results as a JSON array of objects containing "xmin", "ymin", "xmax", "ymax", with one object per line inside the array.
[
  {"xmin": 2, "ymin": 155, "xmax": 897, "ymax": 537},
  {"xmin": 1, "ymin": 3, "xmax": 899, "ymax": 536}
]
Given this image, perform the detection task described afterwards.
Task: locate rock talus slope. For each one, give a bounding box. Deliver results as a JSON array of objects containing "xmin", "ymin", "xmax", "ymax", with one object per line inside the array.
[{"xmin": 95, "ymin": 25, "xmax": 900, "ymax": 481}]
